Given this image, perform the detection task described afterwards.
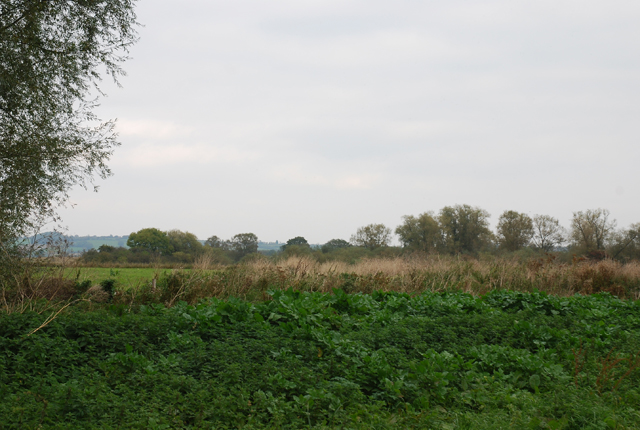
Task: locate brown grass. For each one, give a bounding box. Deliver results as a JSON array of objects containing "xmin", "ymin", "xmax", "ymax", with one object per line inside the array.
[{"xmin": 109, "ymin": 256, "xmax": 640, "ymax": 306}]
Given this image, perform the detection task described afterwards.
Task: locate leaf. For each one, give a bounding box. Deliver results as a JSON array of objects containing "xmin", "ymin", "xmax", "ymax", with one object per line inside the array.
[
  {"xmin": 529, "ymin": 374, "xmax": 540, "ymax": 393},
  {"xmin": 548, "ymin": 417, "xmax": 568, "ymax": 430}
]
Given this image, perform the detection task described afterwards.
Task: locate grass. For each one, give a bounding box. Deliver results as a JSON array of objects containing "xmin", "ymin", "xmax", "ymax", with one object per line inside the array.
[
  {"xmin": 63, "ymin": 267, "xmax": 165, "ymax": 288},
  {"xmin": 10, "ymin": 256, "xmax": 637, "ymax": 315},
  {"xmin": 64, "ymin": 256, "xmax": 640, "ymax": 305},
  {"xmin": 50, "ymin": 255, "xmax": 640, "ymax": 292}
]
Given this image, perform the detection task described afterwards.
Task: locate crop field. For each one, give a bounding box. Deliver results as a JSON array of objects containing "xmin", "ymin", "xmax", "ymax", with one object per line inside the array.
[
  {"xmin": 2, "ymin": 288, "xmax": 640, "ymax": 429},
  {"xmin": 4, "ymin": 257, "xmax": 639, "ymax": 428}
]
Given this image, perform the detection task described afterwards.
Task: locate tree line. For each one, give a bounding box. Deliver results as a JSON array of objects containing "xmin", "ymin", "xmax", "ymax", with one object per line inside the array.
[
  {"xmin": 392, "ymin": 206, "xmax": 638, "ymax": 260},
  {"xmin": 82, "ymin": 205, "xmax": 640, "ymax": 265}
]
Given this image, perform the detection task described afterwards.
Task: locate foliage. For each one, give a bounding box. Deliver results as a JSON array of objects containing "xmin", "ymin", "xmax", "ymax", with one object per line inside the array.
[
  {"xmin": 167, "ymin": 229, "xmax": 203, "ymax": 257},
  {"xmin": 532, "ymin": 214, "xmax": 567, "ymax": 252},
  {"xmin": 570, "ymin": 209, "xmax": 617, "ymax": 253},
  {"xmin": 0, "ymin": 0, "xmax": 139, "ymax": 242},
  {"xmin": 229, "ymin": 233, "xmax": 259, "ymax": 261},
  {"xmin": 126, "ymin": 228, "xmax": 172, "ymax": 256},
  {"xmin": 609, "ymin": 223, "xmax": 640, "ymax": 261},
  {"xmin": 281, "ymin": 236, "xmax": 310, "ymax": 251},
  {"xmin": 496, "ymin": 210, "xmax": 534, "ymax": 252},
  {"xmin": 204, "ymin": 235, "xmax": 227, "ymax": 249},
  {"xmin": 202, "ymin": 247, "xmax": 235, "ymax": 266},
  {"xmin": 82, "ymin": 246, "xmax": 130, "ymax": 264},
  {"xmin": 1, "ymin": 290, "xmax": 639, "ymax": 428},
  {"xmin": 84, "ymin": 230, "xmax": 263, "ymax": 265},
  {"xmin": 281, "ymin": 244, "xmax": 314, "ymax": 259},
  {"xmin": 395, "ymin": 212, "xmax": 441, "ymax": 253},
  {"xmin": 350, "ymin": 224, "xmax": 392, "ymax": 250},
  {"xmin": 321, "ymin": 239, "xmax": 351, "ymax": 253},
  {"xmin": 438, "ymin": 204, "xmax": 493, "ymax": 255}
]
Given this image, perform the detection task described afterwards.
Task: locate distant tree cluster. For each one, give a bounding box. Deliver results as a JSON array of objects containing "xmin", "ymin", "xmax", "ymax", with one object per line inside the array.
[
  {"xmin": 204, "ymin": 233, "xmax": 259, "ymax": 262},
  {"xmin": 283, "ymin": 205, "xmax": 638, "ymax": 263},
  {"xmin": 393, "ymin": 205, "xmax": 638, "ymax": 260},
  {"xmin": 81, "ymin": 206, "xmax": 639, "ymax": 266},
  {"xmin": 82, "ymin": 229, "xmax": 259, "ymax": 265}
]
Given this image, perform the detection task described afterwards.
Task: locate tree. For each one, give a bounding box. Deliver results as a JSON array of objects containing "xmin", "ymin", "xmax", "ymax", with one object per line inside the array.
[
  {"xmin": 609, "ymin": 223, "xmax": 640, "ymax": 260},
  {"xmin": 395, "ymin": 212, "xmax": 441, "ymax": 253},
  {"xmin": 281, "ymin": 236, "xmax": 310, "ymax": 251},
  {"xmin": 350, "ymin": 224, "xmax": 392, "ymax": 250},
  {"xmin": 98, "ymin": 245, "xmax": 117, "ymax": 254},
  {"xmin": 0, "ymin": 1, "xmax": 139, "ymax": 244},
  {"xmin": 570, "ymin": 209, "xmax": 616, "ymax": 252},
  {"xmin": 167, "ymin": 230, "xmax": 203, "ymax": 255},
  {"xmin": 126, "ymin": 228, "xmax": 171, "ymax": 255},
  {"xmin": 496, "ymin": 210, "xmax": 534, "ymax": 252},
  {"xmin": 321, "ymin": 239, "xmax": 351, "ymax": 253},
  {"xmin": 204, "ymin": 235, "xmax": 228, "ymax": 250},
  {"xmin": 228, "ymin": 233, "xmax": 258, "ymax": 260},
  {"xmin": 438, "ymin": 205, "xmax": 492, "ymax": 254},
  {"xmin": 531, "ymin": 214, "xmax": 566, "ymax": 252}
]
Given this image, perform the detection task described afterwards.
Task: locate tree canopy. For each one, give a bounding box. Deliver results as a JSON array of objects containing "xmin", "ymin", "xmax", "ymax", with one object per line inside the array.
[
  {"xmin": 321, "ymin": 239, "xmax": 351, "ymax": 253},
  {"xmin": 228, "ymin": 233, "xmax": 259, "ymax": 260},
  {"xmin": 281, "ymin": 236, "xmax": 310, "ymax": 251},
  {"xmin": 438, "ymin": 205, "xmax": 493, "ymax": 254},
  {"xmin": 496, "ymin": 210, "xmax": 534, "ymax": 252},
  {"xmin": 204, "ymin": 235, "xmax": 227, "ymax": 250},
  {"xmin": 531, "ymin": 214, "xmax": 566, "ymax": 252},
  {"xmin": 126, "ymin": 228, "xmax": 171, "ymax": 256},
  {"xmin": 350, "ymin": 224, "xmax": 392, "ymax": 250},
  {"xmin": 167, "ymin": 230, "xmax": 203, "ymax": 255},
  {"xmin": 570, "ymin": 209, "xmax": 616, "ymax": 252},
  {"xmin": 395, "ymin": 212, "xmax": 441, "ymax": 253},
  {"xmin": 0, "ymin": 0, "xmax": 139, "ymax": 242}
]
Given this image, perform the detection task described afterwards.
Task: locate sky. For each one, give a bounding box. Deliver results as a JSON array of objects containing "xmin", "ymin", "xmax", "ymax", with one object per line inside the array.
[{"xmin": 59, "ymin": 0, "xmax": 640, "ymax": 243}]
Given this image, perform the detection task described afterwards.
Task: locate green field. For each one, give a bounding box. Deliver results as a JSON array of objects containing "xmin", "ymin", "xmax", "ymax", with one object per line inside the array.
[
  {"xmin": 2, "ymin": 289, "xmax": 639, "ymax": 428},
  {"xmin": 64, "ymin": 267, "xmax": 160, "ymax": 287}
]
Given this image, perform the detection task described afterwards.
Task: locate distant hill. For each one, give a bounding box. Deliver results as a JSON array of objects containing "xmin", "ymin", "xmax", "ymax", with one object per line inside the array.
[
  {"xmin": 68, "ymin": 235, "xmax": 129, "ymax": 252},
  {"xmin": 23, "ymin": 233, "xmax": 129, "ymax": 253}
]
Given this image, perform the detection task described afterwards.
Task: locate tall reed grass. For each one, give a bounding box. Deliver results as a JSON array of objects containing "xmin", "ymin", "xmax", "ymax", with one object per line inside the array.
[
  {"xmin": 112, "ymin": 255, "xmax": 640, "ymax": 306},
  {"xmin": 5, "ymin": 255, "xmax": 640, "ymax": 309}
]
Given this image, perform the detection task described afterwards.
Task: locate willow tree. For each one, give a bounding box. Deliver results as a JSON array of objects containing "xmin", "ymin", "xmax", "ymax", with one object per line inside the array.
[
  {"xmin": 395, "ymin": 212, "xmax": 441, "ymax": 253},
  {"xmin": 496, "ymin": 210, "xmax": 534, "ymax": 252},
  {"xmin": 438, "ymin": 205, "xmax": 493, "ymax": 255},
  {"xmin": 1, "ymin": 0, "xmax": 139, "ymax": 281},
  {"xmin": 350, "ymin": 223, "xmax": 392, "ymax": 250}
]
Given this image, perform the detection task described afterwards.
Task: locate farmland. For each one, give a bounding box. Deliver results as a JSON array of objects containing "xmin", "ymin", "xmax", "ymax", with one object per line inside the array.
[
  {"xmin": 64, "ymin": 267, "xmax": 163, "ymax": 288},
  {"xmin": 2, "ymin": 288, "xmax": 640, "ymax": 428},
  {"xmin": 2, "ymin": 257, "xmax": 640, "ymax": 428}
]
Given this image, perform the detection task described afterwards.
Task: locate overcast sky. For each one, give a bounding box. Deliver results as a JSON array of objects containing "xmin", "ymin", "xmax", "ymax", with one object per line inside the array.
[{"xmin": 59, "ymin": 0, "xmax": 640, "ymax": 243}]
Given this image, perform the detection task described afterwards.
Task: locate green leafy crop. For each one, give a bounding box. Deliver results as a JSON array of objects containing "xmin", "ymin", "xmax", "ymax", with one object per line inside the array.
[{"xmin": 1, "ymin": 290, "xmax": 639, "ymax": 428}]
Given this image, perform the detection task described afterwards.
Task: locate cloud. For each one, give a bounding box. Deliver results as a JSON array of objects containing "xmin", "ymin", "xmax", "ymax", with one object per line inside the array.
[
  {"xmin": 60, "ymin": 0, "xmax": 640, "ymax": 239},
  {"xmin": 270, "ymin": 163, "xmax": 381, "ymax": 190},
  {"xmin": 118, "ymin": 143, "xmax": 261, "ymax": 167},
  {"xmin": 334, "ymin": 174, "xmax": 379, "ymax": 190},
  {"xmin": 116, "ymin": 119, "xmax": 193, "ymax": 140}
]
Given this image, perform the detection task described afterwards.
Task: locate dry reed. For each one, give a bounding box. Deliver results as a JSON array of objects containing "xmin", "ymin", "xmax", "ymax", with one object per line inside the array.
[{"xmin": 110, "ymin": 256, "xmax": 640, "ymax": 306}]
